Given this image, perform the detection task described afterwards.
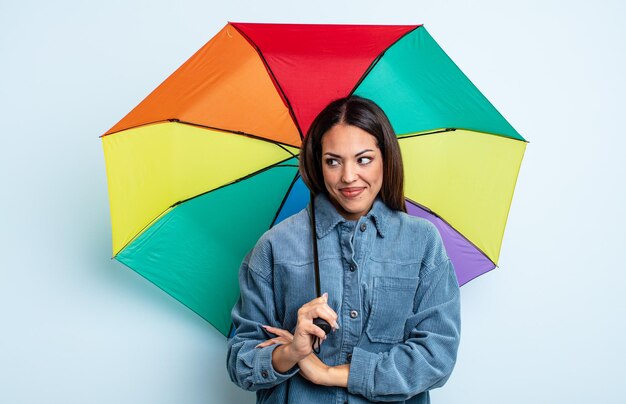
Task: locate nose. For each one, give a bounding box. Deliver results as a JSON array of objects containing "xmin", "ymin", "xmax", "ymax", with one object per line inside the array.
[{"xmin": 341, "ymin": 162, "xmax": 358, "ymax": 184}]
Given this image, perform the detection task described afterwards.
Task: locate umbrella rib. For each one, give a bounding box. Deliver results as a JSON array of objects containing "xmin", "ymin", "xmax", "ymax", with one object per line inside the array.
[
  {"xmin": 398, "ymin": 127, "xmax": 529, "ymax": 143},
  {"xmin": 114, "ymin": 156, "xmax": 300, "ymax": 257},
  {"xmin": 275, "ymin": 143, "xmax": 298, "ymax": 157},
  {"xmin": 343, "ymin": 24, "xmax": 529, "ymax": 145},
  {"xmin": 172, "ymin": 157, "xmax": 299, "ymax": 207},
  {"xmin": 112, "ymin": 205, "xmax": 175, "ymax": 259},
  {"xmin": 101, "ymin": 119, "xmax": 301, "ymax": 149},
  {"xmin": 348, "ymin": 25, "xmax": 422, "ymax": 97},
  {"xmin": 405, "ymin": 196, "xmax": 497, "ymax": 269},
  {"xmin": 113, "ymin": 256, "xmax": 231, "ymax": 337},
  {"xmin": 398, "ymin": 128, "xmax": 457, "ymax": 139},
  {"xmin": 231, "ymin": 24, "xmax": 305, "ymax": 141},
  {"xmin": 100, "ymin": 120, "xmax": 173, "ymax": 137},
  {"xmin": 269, "ymin": 173, "xmax": 302, "ymax": 228}
]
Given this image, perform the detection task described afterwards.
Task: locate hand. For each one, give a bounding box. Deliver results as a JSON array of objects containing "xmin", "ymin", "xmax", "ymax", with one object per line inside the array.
[
  {"xmin": 255, "ymin": 325, "xmax": 294, "ymax": 348},
  {"xmin": 259, "ymin": 324, "xmax": 349, "ymax": 387},
  {"xmin": 290, "ymin": 293, "xmax": 339, "ymax": 360},
  {"xmin": 264, "ymin": 294, "xmax": 338, "ymax": 373},
  {"xmin": 256, "ymin": 326, "xmax": 332, "ymax": 386}
]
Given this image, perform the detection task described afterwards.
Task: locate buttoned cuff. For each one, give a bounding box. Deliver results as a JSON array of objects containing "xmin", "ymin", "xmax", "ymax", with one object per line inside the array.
[
  {"xmin": 347, "ymin": 347, "xmax": 377, "ymax": 398},
  {"xmin": 253, "ymin": 344, "xmax": 299, "ymax": 386}
]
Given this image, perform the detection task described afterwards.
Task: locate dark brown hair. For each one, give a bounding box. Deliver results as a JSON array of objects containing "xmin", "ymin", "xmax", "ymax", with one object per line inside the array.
[{"xmin": 299, "ymin": 95, "xmax": 406, "ymax": 212}]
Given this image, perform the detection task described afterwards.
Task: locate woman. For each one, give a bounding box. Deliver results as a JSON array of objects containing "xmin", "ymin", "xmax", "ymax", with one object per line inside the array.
[{"xmin": 227, "ymin": 96, "xmax": 461, "ymax": 403}]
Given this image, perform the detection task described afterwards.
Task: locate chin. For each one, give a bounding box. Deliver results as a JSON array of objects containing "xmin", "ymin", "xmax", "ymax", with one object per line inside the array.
[{"xmin": 341, "ymin": 204, "xmax": 369, "ymax": 218}]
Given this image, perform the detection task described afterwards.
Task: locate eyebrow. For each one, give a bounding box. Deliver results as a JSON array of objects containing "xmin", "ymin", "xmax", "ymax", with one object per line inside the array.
[{"xmin": 323, "ymin": 149, "xmax": 375, "ymax": 158}]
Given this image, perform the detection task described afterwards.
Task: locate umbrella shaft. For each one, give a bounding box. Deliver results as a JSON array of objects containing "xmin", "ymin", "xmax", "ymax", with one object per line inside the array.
[{"xmin": 310, "ymin": 193, "xmax": 322, "ymax": 298}]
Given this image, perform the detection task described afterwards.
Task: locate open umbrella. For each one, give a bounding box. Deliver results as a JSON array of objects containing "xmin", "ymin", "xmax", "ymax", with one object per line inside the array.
[{"xmin": 101, "ymin": 22, "xmax": 526, "ymax": 337}]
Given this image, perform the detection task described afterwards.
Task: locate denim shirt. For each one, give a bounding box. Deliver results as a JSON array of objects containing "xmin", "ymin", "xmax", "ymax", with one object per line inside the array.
[{"xmin": 227, "ymin": 194, "xmax": 461, "ymax": 403}]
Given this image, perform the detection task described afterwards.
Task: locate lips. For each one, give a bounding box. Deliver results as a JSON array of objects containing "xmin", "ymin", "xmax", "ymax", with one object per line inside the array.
[{"xmin": 340, "ymin": 187, "xmax": 365, "ymax": 198}]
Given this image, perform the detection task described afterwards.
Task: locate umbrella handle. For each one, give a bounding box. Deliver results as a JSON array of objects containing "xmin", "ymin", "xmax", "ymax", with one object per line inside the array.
[
  {"xmin": 313, "ymin": 318, "xmax": 332, "ymax": 334},
  {"xmin": 310, "ymin": 193, "xmax": 331, "ymax": 354}
]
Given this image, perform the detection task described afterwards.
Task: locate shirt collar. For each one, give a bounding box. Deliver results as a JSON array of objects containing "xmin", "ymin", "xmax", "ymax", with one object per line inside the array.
[{"xmin": 310, "ymin": 193, "xmax": 390, "ymax": 239}]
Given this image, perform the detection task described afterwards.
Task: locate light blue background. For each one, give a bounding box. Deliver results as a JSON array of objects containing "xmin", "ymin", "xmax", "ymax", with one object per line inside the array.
[{"xmin": 2, "ymin": 0, "xmax": 625, "ymax": 402}]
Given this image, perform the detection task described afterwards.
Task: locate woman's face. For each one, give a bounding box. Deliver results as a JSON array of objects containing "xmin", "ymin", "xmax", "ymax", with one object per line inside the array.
[{"xmin": 320, "ymin": 123, "xmax": 383, "ymax": 220}]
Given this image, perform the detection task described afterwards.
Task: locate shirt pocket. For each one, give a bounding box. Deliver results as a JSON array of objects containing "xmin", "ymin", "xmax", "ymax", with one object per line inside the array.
[{"xmin": 365, "ymin": 276, "xmax": 419, "ymax": 344}]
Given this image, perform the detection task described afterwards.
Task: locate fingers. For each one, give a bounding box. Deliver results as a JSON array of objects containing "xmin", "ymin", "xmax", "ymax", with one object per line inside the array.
[
  {"xmin": 317, "ymin": 306, "xmax": 340, "ymax": 330},
  {"xmin": 262, "ymin": 325, "xmax": 294, "ymax": 341},
  {"xmin": 297, "ymin": 293, "xmax": 339, "ymax": 330},
  {"xmin": 255, "ymin": 337, "xmax": 290, "ymax": 348},
  {"xmin": 255, "ymin": 325, "xmax": 295, "ymax": 348},
  {"xmin": 255, "ymin": 294, "xmax": 339, "ymax": 358},
  {"xmin": 304, "ymin": 294, "xmax": 339, "ymax": 326},
  {"xmin": 298, "ymin": 322, "xmax": 328, "ymax": 341}
]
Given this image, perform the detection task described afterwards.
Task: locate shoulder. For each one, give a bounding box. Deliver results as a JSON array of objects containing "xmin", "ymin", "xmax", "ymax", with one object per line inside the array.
[
  {"xmin": 385, "ymin": 209, "xmax": 440, "ymax": 244},
  {"xmin": 384, "ymin": 210, "xmax": 449, "ymax": 269},
  {"xmin": 247, "ymin": 208, "xmax": 312, "ymax": 274},
  {"xmin": 258, "ymin": 207, "xmax": 311, "ymax": 247},
  {"xmin": 392, "ymin": 210, "xmax": 438, "ymax": 233}
]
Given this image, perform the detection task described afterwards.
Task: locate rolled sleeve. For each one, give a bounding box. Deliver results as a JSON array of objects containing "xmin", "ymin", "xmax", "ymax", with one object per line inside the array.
[
  {"xmin": 346, "ymin": 346, "xmax": 377, "ymax": 397},
  {"xmin": 226, "ymin": 241, "xmax": 300, "ymax": 391},
  {"xmin": 253, "ymin": 344, "xmax": 299, "ymax": 386}
]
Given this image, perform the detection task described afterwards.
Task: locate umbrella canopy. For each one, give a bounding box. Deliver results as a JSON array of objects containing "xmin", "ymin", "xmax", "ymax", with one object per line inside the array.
[{"xmin": 102, "ymin": 22, "xmax": 526, "ymax": 336}]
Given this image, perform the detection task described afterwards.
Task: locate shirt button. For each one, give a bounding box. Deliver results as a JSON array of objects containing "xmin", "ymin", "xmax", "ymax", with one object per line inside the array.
[
  {"xmin": 346, "ymin": 353, "xmax": 352, "ymax": 362},
  {"xmin": 349, "ymin": 264, "xmax": 356, "ymax": 272},
  {"xmin": 350, "ymin": 310, "xmax": 359, "ymax": 319},
  {"xmin": 261, "ymin": 370, "xmax": 269, "ymax": 378},
  {"xmin": 360, "ymin": 223, "xmax": 367, "ymax": 232}
]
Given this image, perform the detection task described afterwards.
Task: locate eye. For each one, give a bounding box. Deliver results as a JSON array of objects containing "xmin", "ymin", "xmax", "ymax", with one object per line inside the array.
[
  {"xmin": 325, "ymin": 158, "xmax": 339, "ymax": 167},
  {"xmin": 358, "ymin": 156, "xmax": 373, "ymax": 165}
]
